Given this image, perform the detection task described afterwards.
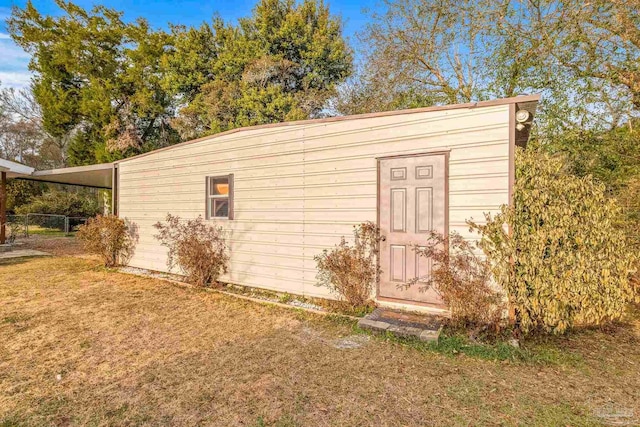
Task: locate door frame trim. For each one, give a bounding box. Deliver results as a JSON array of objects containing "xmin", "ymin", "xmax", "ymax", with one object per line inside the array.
[
  {"xmin": 376, "ymin": 149, "xmax": 451, "ymax": 161},
  {"xmin": 375, "ymin": 151, "xmax": 450, "ymax": 307}
]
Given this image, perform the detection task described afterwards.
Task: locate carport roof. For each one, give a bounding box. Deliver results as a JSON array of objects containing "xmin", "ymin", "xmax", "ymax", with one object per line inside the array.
[
  {"xmin": 3, "ymin": 160, "xmax": 113, "ymax": 189},
  {"xmin": 0, "ymin": 158, "xmax": 35, "ymax": 175}
]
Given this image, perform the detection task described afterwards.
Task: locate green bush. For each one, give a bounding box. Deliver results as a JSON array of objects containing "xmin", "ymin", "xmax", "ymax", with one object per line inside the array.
[
  {"xmin": 15, "ymin": 191, "xmax": 101, "ymax": 218},
  {"xmin": 616, "ymin": 177, "xmax": 640, "ymax": 250},
  {"xmin": 6, "ymin": 180, "xmax": 45, "ymax": 214},
  {"xmin": 470, "ymin": 148, "xmax": 639, "ymax": 335}
]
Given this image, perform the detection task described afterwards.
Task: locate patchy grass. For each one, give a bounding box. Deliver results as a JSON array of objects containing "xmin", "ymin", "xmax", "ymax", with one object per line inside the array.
[
  {"xmin": 367, "ymin": 330, "xmax": 585, "ymax": 366},
  {"xmin": 317, "ymin": 299, "xmax": 377, "ymax": 317},
  {"xmin": 10, "ymin": 224, "xmax": 76, "ymax": 237},
  {"xmin": 1, "ymin": 255, "xmax": 639, "ymax": 426}
]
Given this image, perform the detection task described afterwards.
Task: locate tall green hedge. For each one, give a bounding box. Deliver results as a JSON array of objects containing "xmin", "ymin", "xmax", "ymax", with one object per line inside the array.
[{"xmin": 471, "ymin": 148, "xmax": 638, "ymax": 334}]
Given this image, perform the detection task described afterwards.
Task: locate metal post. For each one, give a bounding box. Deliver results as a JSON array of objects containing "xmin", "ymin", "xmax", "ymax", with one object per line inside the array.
[
  {"xmin": 0, "ymin": 171, "xmax": 6, "ymax": 244},
  {"xmin": 111, "ymin": 164, "xmax": 118, "ymax": 216},
  {"xmin": 64, "ymin": 216, "xmax": 69, "ymax": 235},
  {"xmin": 26, "ymin": 213, "xmax": 29, "ymax": 238}
]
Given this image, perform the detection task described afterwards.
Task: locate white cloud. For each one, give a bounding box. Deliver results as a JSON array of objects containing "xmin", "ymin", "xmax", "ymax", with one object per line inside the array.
[
  {"xmin": 0, "ymin": 71, "xmax": 32, "ymax": 89},
  {"xmin": 0, "ymin": 33, "xmax": 32, "ymax": 90},
  {"xmin": 0, "ymin": 40, "xmax": 30, "ymax": 59}
]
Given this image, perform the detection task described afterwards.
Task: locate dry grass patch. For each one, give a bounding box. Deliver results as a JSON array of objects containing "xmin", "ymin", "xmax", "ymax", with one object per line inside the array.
[
  {"xmin": 1, "ymin": 256, "xmax": 639, "ymax": 426},
  {"xmin": 14, "ymin": 235, "xmax": 85, "ymax": 257}
]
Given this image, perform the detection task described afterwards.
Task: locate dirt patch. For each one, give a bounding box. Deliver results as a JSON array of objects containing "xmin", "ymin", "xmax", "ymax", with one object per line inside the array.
[{"xmin": 332, "ymin": 334, "xmax": 371, "ymax": 349}]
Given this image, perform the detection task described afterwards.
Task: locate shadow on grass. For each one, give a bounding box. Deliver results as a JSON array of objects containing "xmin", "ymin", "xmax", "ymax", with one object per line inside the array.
[
  {"xmin": 0, "ymin": 414, "xmax": 24, "ymax": 427},
  {"xmin": 0, "ymin": 255, "xmax": 53, "ymax": 267}
]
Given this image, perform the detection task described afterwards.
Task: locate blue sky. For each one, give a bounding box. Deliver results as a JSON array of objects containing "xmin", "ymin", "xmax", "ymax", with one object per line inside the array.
[{"xmin": 0, "ymin": 0, "xmax": 376, "ymax": 89}]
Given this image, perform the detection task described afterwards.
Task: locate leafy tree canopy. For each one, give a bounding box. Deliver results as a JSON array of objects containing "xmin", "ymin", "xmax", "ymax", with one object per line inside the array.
[
  {"xmin": 340, "ymin": 0, "xmax": 639, "ymax": 136},
  {"xmin": 165, "ymin": 0, "xmax": 352, "ymax": 139},
  {"xmin": 8, "ymin": 0, "xmax": 178, "ymax": 165},
  {"xmin": 7, "ymin": 0, "xmax": 352, "ymax": 164},
  {"xmin": 15, "ymin": 190, "xmax": 101, "ymax": 218}
]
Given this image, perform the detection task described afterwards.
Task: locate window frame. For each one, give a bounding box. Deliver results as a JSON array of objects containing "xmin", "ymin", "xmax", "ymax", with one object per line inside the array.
[{"xmin": 205, "ymin": 174, "xmax": 234, "ymax": 220}]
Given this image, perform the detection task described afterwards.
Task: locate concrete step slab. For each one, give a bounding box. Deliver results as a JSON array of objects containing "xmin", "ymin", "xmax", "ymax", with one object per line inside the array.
[{"xmin": 358, "ymin": 307, "xmax": 444, "ymax": 342}]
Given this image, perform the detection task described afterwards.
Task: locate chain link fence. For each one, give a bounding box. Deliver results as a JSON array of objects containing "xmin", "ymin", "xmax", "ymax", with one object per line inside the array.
[{"xmin": 6, "ymin": 214, "xmax": 89, "ymax": 240}]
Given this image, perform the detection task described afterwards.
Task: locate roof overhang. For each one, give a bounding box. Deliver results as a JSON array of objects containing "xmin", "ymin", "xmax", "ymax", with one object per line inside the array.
[
  {"xmin": 0, "ymin": 158, "xmax": 36, "ymax": 175},
  {"xmin": 6, "ymin": 162, "xmax": 113, "ymax": 189}
]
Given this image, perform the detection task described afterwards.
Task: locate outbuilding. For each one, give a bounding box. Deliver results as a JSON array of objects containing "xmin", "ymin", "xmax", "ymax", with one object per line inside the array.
[{"xmin": 7, "ymin": 95, "xmax": 538, "ymax": 313}]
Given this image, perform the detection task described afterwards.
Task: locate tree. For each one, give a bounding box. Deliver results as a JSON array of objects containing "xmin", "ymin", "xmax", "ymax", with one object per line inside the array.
[
  {"xmin": 9, "ymin": 0, "xmax": 352, "ymax": 160},
  {"xmin": 8, "ymin": 1, "xmax": 178, "ymax": 165},
  {"xmin": 0, "ymin": 85, "xmax": 65, "ymax": 168},
  {"xmin": 0, "ymin": 119, "xmax": 42, "ymax": 164},
  {"xmin": 15, "ymin": 190, "xmax": 100, "ymax": 218},
  {"xmin": 348, "ymin": 0, "xmax": 640, "ymax": 224},
  {"xmin": 528, "ymin": 0, "xmax": 640, "ymax": 110},
  {"xmin": 337, "ymin": 0, "xmax": 517, "ymax": 113},
  {"xmin": 165, "ymin": 0, "xmax": 352, "ymax": 139},
  {"xmin": 348, "ymin": 0, "xmax": 639, "ymax": 132},
  {"xmin": 490, "ymin": 0, "xmax": 640, "ymax": 139}
]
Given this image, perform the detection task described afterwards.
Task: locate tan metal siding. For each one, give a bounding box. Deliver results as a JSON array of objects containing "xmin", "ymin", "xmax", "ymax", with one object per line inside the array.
[{"xmin": 118, "ymin": 105, "xmax": 510, "ymax": 299}]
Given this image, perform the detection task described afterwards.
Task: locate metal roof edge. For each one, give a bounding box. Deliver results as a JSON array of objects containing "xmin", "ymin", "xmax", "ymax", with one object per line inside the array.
[{"xmin": 31, "ymin": 162, "xmax": 114, "ymax": 178}]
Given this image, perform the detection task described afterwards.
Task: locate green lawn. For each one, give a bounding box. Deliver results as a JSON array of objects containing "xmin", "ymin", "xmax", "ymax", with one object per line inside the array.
[{"xmin": 26, "ymin": 225, "xmax": 75, "ymax": 236}]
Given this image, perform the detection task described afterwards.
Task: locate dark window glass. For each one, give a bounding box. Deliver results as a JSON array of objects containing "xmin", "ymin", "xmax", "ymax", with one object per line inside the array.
[
  {"xmin": 207, "ymin": 176, "xmax": 231, "ymax": 218},
  {"xmin": 213, "ymin": 199, "xmax": 229, "ymax": 217}
]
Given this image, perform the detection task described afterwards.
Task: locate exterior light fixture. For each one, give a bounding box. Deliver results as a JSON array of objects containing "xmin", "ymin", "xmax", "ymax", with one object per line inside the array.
[{"xmin": 515, "ymin": 109, "xmax": 531, "ymax": 131}]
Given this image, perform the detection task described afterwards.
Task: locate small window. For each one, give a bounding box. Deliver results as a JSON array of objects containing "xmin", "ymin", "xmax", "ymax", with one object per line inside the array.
[{"xmin": 206, "ymin": 174, "xmax": 234, "ymax": 219}]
